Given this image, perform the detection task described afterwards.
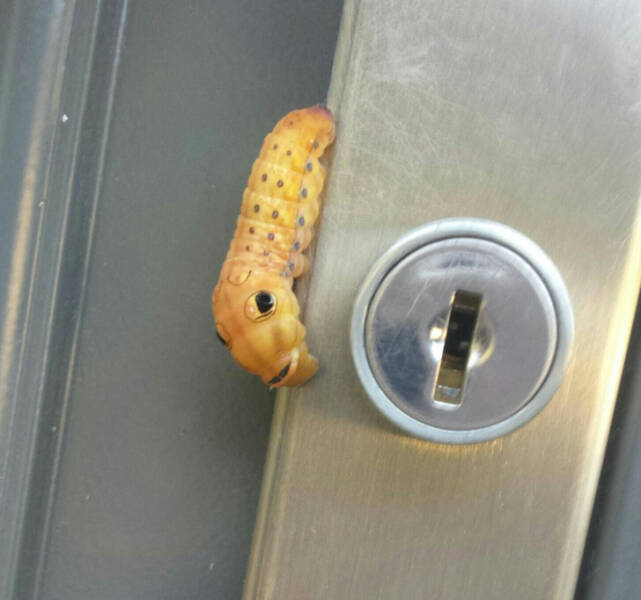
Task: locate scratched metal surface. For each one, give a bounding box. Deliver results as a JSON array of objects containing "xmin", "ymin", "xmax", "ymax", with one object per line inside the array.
[{"xmin": 244, "ymin": 1, "xmax": 641, "ymax": 599}]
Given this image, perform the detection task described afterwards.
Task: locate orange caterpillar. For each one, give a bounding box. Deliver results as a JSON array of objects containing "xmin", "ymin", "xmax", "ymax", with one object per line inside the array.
[{"xmin": 212, "ymin": 106, "xmax": 335, "ymax": 387}]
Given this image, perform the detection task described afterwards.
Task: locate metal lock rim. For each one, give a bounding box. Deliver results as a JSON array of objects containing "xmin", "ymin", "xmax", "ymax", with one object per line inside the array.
[{"xmin": 350, "ymin": 218, "xmax": 575, "ymax": 445}]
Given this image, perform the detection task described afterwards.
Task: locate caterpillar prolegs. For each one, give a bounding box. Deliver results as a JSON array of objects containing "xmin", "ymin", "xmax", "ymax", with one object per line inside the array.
[{"xmin": 212, "ymin": 106, "xmax": 335, "ymax": 387}]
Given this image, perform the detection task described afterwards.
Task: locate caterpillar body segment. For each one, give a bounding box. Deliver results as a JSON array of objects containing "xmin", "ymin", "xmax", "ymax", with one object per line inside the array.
[{"xmin": 212, "ymin": 106, "xmax": 335, "ymax": 387}]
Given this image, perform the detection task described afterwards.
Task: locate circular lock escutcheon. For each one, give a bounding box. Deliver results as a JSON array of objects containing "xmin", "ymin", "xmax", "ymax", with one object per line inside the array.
[{"xmin": 350, "ymin": 218, "xmax": 574, "ymax": 445}]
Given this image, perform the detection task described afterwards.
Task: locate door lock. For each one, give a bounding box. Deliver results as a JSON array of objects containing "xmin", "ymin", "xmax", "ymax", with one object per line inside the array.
[{"xmin": 350, "ymin": 218, "xmax": 574, "ymax": 444}]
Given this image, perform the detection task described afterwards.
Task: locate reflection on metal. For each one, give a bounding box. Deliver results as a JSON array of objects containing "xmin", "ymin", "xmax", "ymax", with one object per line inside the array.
[
  {"xmin": 244, "ymin": 0, "xmax": 641, "ymax": 598},
  {"xmin": 434, "ymin": 290, "xmax": 483, "ymax": 406},
  {"xmin": 350, "ymin": 218, "xmax": 573, "ymax": 444}
]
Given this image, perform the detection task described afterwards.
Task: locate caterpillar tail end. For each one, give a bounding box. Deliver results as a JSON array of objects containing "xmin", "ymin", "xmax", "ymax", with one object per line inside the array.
[{"xmin": 311, "ymin": 104, "xmax": 333, "ymax": 119}]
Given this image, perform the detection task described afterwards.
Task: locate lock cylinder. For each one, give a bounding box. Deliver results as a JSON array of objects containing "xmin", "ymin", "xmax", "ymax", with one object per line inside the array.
[{"xmin": 350, "ymin": 218, "xmax": 574, "ymax": 444}]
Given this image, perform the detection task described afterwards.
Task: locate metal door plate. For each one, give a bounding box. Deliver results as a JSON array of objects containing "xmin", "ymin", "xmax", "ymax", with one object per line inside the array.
[{"xmin": 244, "ymin": 1, "xmax": 641, "ymax": 598}]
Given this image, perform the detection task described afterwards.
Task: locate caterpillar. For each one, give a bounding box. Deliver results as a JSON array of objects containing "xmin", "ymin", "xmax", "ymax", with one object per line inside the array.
[{"xmin": 212, "ymin": 106, "xmax": 335, "ymax": 387}]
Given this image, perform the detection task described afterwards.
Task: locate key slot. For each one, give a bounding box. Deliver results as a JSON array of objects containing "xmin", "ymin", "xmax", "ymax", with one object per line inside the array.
[{"xmin": 433, "ymin": 290, "xmax": 483, "ymax": 407}]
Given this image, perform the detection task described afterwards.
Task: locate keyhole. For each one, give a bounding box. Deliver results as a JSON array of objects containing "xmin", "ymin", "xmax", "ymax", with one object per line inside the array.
[{"xmin": 433, "ymin": 290, "xmax": 484, "ymax": 407}]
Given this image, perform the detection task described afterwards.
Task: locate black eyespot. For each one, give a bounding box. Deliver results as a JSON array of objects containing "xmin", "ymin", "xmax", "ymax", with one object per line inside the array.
[
  {"xmin": 255, "ymin": 291, "xmax": 275, "ymax": 314},
  {"xmin": 268, "ymin": 362, "xmax": 291, "ymax": 384},
  {"xmin": 280, "ymin": 363, "xmax": 291, "ymax": 377}
]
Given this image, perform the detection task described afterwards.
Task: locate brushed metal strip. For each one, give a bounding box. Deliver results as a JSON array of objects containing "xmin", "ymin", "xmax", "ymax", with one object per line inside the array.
[{"xmin": 244, "ymin": 1, "xmax": 641, "ymax": 598}]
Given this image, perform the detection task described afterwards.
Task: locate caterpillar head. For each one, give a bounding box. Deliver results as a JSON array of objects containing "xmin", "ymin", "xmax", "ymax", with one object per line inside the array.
[{"xmin": 212, "ymin": 272, "xmax": 318, "ymax": 387}]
